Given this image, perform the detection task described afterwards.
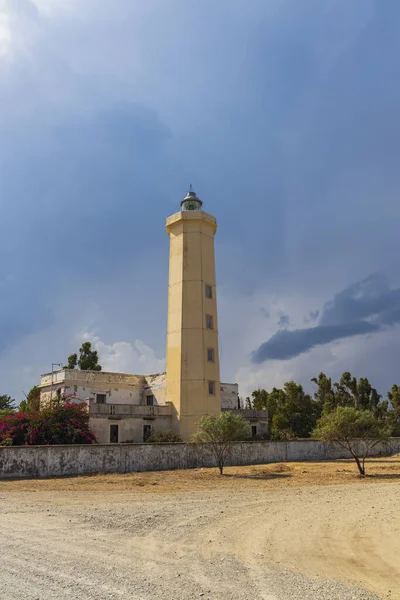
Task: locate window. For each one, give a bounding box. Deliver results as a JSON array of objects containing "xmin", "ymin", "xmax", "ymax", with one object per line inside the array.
[
  {"xmin": 208, "ymin": 380, "xmax": 215, "ymax": 395},
  {"xmin": 207, "ymin": 348, "xmax": 215, "ymax": 362},
  {"xmin": 206, "ymin": 314, "xmax": 214, "ymax": 329},
  {"xmin": 251, "ymin": 425, "xmax": 257, "ymax": 438},
  {"xmin": 96, "ymin": 393, "xmax": 106, "ymax": 404},
  {"xmin": 110, "ymin": 424, "xmax": 119, "ymax": 443},
  {"xmin": 143, "ymin": 425, "xmax": 152, "ymax": 441},
  {"xmin": 146, "ymin": 395, "xmax": 154, "ymax": 406},
  {"xmin": 205, "ymin": 284, "xmax": 213, "ymax": 299},
  {"xmin": 109, "ymin": 405, "xmax": 116, "ymax": 415}
]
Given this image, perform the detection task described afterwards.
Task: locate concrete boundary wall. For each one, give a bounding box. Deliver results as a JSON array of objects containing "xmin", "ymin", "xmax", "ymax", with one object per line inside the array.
[{"xmin": 1, "ymin": 438, "xmax": 400, "ymax": 479}]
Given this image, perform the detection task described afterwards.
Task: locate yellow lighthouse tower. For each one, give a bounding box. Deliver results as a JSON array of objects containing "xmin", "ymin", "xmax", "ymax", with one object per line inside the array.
[{"xmin": 165, "ymin": 186, "xmax": 221, "ymax": 441}]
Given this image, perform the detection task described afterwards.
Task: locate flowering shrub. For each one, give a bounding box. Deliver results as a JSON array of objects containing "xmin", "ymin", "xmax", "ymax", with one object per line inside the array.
[{"xmin": 0, "ymin": 400, "xmax": 97, "ymax": 446}]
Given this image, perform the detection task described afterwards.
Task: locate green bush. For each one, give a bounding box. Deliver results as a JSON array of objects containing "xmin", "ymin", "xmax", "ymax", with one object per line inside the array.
[{"xmin": 146, "ymin": 430, "xmax": 183, "ymax": 443}]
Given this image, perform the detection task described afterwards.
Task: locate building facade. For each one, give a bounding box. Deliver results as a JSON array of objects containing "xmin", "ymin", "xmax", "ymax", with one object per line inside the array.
[{"xmin": 39, "ymin": 188, "xmax": 268, "ymax": 442}]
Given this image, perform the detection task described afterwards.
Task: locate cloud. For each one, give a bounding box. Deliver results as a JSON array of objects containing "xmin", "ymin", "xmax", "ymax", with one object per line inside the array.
[
  {"xmin": 252, "ymin": 320, "xmax": 379, "ymax": 363},
  {"xmin": 0, "ymin": 291, "xmax": 165, "ymax": 402},
  {"xmin": 238, "ymin": 324, "xmax": 400, "ymax": 398},
  {"xmin": 304, "ymin": 310, "xmax": 319, "ymax": 324},
  {"xmin": 83, "ymin": 333, "xmax": 165, "ymax": 375},
  {"xmin": 277, "ymin": 314, "xmax": 290, "ymax": 328},
  {"xmin": 252, "ymin": 273, "xmax": 400, "ymax": 363}
]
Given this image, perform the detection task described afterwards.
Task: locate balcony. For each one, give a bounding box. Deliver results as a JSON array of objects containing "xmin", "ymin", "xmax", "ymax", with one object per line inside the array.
[
  {"xmin": 222, "ymin": 408, "xmax": 268, "ymax": 420},
  {"xmin": 89, "ymin": 402, "xmax": 172, "ymax": 418}
]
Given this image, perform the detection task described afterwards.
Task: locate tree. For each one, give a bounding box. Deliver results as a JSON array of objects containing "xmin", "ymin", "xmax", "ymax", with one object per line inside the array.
[
  {"xmin": 245, "ymin": 396, "xmax": 253, "ymax": 409},
  {"xmin": 265, "ymin": 383, "xmax": 319, "ymax": 439},
  {"xmin": 387, "ymin": 384, "xmax": 400, "ymax": 436},
  {"xmin": 251, "ymin": 389, "xmax": 269, "ymax": 410},
  {"xmin": 65, "ymin": 342, "xmax": 102, "ymax": 371},
  {"xmin": 0, "ymin": 395, "xmax": 15, "ymax": 414},
  {"xmin": 311, "ymin": 372, "xmax": 336, "ymax": 413},
  {"xmin": 66, "ymin": 354, "xmax": 78, "ymax": 369},
  {"xmin": 335, "ymin": 372, "xmax": 381, "ymax": 412},
  {"xmin": 266, "ymin": 387, "xmax": 287, "ymax": 438},
  {"xmin": 312, "ymin": 371, "xmax": 385, "ymax": 419},
  {"xmin": 282, "ymin": 381, "xmax": 319, "ymax": 438},
  {"xmin": 19, "ymin": 386, "xmax": 40, "ymax": 413},
  {"xmin": 193, "ymin": 411, "xmax": 250, "ymax": 474},
  {"xmin": 313, "ymin": 406, "xmax": 390, "ymax": 476},
  {"xmin": 78, "ymin": 342, "xmax": 101, "ymax": 371}
]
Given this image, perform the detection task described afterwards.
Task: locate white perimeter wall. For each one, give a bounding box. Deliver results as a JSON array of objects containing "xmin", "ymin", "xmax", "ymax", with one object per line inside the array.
[{"xmin": 1, "ymin": 439, "xmax": 400, "ymax": 479}]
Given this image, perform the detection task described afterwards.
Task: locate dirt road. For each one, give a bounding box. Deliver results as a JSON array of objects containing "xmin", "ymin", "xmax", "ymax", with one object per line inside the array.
[{"xmin": 1, "ymin": 461, "xmax": 399, "ymax": 600}]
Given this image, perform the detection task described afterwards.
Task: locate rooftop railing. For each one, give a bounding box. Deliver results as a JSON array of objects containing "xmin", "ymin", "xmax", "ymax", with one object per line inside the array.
[
  {"xmin": 222, "ymin": 408, "xmax": 268, "ymax": 420},
  {"xmin": 89, "ymin": 402, "xmax": 172, "ymax": 418}
]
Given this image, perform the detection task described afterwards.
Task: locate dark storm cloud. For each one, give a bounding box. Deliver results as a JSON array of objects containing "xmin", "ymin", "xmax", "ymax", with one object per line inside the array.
[
  {"xmin": 252, "ymin": 321, "xmax": 379, "ymax": 362},
  {"xmin": 252, "ymin": 273, "xmax": 400, "ymax": 363},
  {"xmin": 277, "ymin": 314, "xmax": 290, "ymax": 328},
  {"xmin": 304, "ymin": 310, "xmax": 319, "ymax": 324},
  {"xmin": 0, "ymin": 104, "xmax": 171, "ymax": 354}
]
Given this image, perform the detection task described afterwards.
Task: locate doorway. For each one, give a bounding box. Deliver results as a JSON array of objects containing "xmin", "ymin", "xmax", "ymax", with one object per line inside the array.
[
  {"xmin": 143, "ymin": 425, "xmax": 152, "ymax": 442},
  {"xmin": 110, "ymin": 424, "xmax": 119, "ymax": 443}
]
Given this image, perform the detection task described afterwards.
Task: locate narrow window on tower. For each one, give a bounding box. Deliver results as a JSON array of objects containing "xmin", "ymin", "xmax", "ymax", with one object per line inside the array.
[
  {"xmin": 208, "ymin": 380, "xmax": 216, "ymax": 395},
  {"xmin": 205, "ymin": 284, "xmax": 213, "ymax": 299},
  {"xmin": 206, "ymin": 314, "xmax": 214, "ymax": 329},
  {"xmin": 207, "ymin": 348, "xmax": 215, "ymax": 362}
]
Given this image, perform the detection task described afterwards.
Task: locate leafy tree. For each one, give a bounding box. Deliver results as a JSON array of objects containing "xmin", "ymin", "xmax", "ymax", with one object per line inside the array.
[
  {"xmin": 78, "ymin": 342, "xmax": 101, "ymax": 371},
  {"xmin": 313, "ymin": 406, "xmax": 389, "ymax": 476},
  {"xmin": 266, "ymin": 387, "xmax": 286, "ymax": 438},
  {"xmin": 245, "ymin": 396, "xmax": 253, "ymax": 409},
  {"xmin": 311, "ymin": 372, "xmax": 336, "ymax": 413},
  {"xmin": 0, "ymin": 395, "xmax": 15, "ymax": 414},
  {"xmin": 65, "ymin": 342, "xmax": 102, "ymax": 371},
  {"xmin": 66, "ymin": 353, "xmax": 78, "ymax": 369},
  {"xmin": 282, "ymin": 381, "xmax": 319, "ymax": 438},
  {"xmin": 270, "ymin": 413, "xmax": 294, "ymax": 440},
  {"xmin": 251, "ymin": 389, "xmax": 269, "ymax": 410},
  {"xmin": 335, "ymin": 372, "xmax": 381, "ymax": 412},
  {"xmin": 265, "ymin": 383, "xmax": 319, "ymax": 439},
  {"xmin": 387, "ymin": 384, "xmax": 400, "ymax": 435},
  {"xmin": 312, "ymin": 371, "xmax": 384, "ymax": 419},
  {"xmin": 249, "ymin": 384, "xmax": 320, "ymax": 440},
  {"xmin": 193, "ymin": 411, "xmax": 250, "ymax": 474},
  {"xmin": 19, "ymin": 386, "xmax": 41, "ymax": 413}
]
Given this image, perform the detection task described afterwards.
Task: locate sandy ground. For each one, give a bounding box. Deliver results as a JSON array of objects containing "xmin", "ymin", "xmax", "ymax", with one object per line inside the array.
[{"xmin": 1, "ymin": 458, "xmax": 399, "ymax": 600}]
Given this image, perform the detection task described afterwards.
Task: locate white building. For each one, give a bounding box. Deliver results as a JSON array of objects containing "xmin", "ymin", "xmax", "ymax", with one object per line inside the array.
[{"xmin": 38, "ymin": 369, "xmax": 268, "ymax": 443}]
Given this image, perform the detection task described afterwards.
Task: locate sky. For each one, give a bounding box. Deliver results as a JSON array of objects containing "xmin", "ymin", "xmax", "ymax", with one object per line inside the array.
[{"xmin": 1, "ymin": 0, "xmax": 400, "ymax": 402}]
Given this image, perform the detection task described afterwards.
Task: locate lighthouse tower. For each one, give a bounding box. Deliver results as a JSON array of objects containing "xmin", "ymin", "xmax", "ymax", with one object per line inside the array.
[{"xmin": 165, "ymin": 186, "xmax": 221, "ymax": 441}]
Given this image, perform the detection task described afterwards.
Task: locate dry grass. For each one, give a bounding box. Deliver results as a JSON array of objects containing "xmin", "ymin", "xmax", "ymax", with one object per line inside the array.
[{"xmin": 1, "ymin": 456, "xmax": 399, "ymax": 493}]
